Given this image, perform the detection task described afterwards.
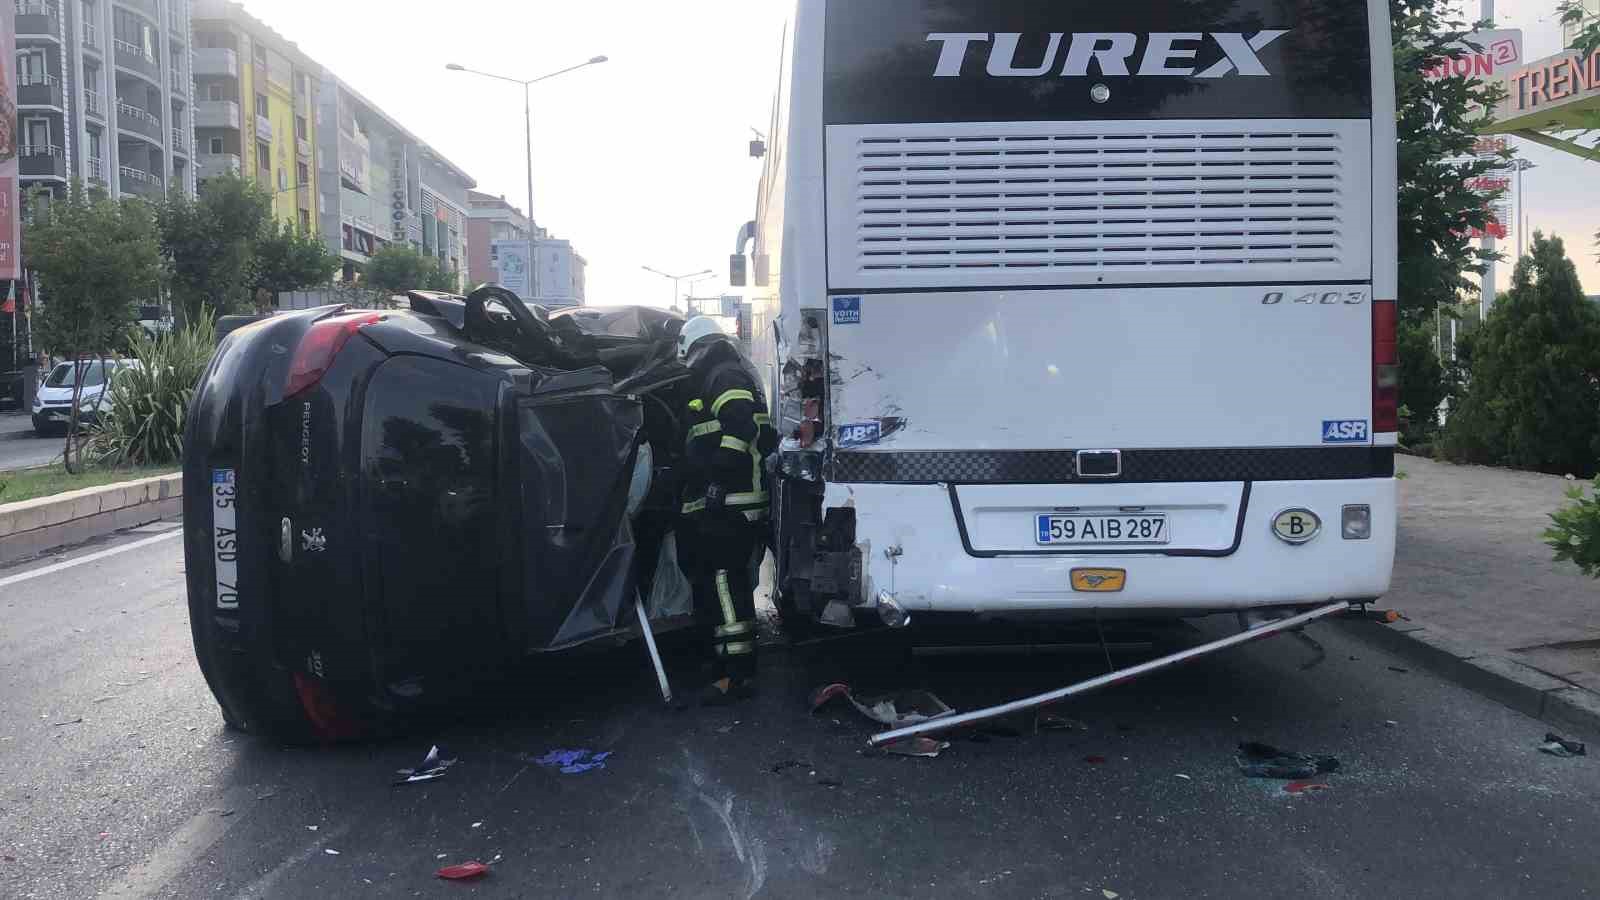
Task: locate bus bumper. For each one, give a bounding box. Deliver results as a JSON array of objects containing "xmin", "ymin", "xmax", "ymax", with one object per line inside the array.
[{"xmin": 823, "ymin": 478, "xmax": 1396, "ymax": 617}]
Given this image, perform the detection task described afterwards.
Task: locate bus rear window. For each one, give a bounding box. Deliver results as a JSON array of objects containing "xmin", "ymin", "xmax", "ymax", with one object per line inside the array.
[{"xmin": 823, "ymin": 0, "xmax": 1373, "ymax": 124}]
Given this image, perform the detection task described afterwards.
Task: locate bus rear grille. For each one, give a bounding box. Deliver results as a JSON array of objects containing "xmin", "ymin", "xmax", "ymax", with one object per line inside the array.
[{"xmin": 825, "ymin": 120, "xmax": 1372, "ymax": 290}]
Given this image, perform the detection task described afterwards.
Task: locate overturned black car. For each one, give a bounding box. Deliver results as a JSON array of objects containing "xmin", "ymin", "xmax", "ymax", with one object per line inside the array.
[{"xmin": 183, "ymin": 286, "xmax": 721, "ymax": 741}]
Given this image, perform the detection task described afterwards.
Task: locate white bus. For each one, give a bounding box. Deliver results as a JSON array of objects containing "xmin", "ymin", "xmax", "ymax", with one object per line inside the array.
[{"xmin": 738, "ymin": 0, "xmax": 1398, "ymax": 634}]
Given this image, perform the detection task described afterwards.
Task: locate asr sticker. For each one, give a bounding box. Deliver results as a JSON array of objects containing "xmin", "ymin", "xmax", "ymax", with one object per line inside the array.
[
  {"xmin": 1322, "ymin": 419, "xmax": 1369, "ymax": 443},
  {"xmin": 832, "ymin": 295, "xmax": 861, "ymax": 325},
  {"xmin": 837, "ymin": 421, "xmax": 882, "ymax": 447}
]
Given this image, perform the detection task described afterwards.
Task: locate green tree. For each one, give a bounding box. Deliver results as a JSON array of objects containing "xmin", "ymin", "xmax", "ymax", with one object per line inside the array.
[
  {"xmin": 1441, "ymin": 233, "xmax": 1600, "ymax": 474},
  {"xmin": 247, "ymin": 221, "xmax": 339, "ymax": 311},
  {"xmin": 1398, "ymin": 319, "xmax": 1447, "ymax": 446},
  {"xmin": 158, "ymin": 174, "xmax": 272, "ymax": 324},
  {"xmin": 364, "ymin": 244, "xmax": 456, "ymax": 296},
  {"xmin": 1393, "ymin": 0, "xmax": 1508, "ymax": 323},
  {"xmin": 24, "ymin": 185, "xmax": 163, "ymax": 472}
]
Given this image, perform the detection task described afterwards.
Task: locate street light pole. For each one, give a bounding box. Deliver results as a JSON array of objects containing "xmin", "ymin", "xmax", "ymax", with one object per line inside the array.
[
  {"xmin": 1513, "ymin": 159, "xmax": 1536, "ymax": 261},
  {"xmin": 446, "ymin": 55, "xmax": 608, "ymax": 304},
  {"xmin": 642, "ymin": 266, "xmax": 713, "ymax": 313}
]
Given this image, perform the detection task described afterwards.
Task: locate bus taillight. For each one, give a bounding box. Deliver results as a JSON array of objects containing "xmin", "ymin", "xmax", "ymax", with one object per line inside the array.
[{"xmin": 1373, "ymin": 300, "xmax": 1398, "ymax": 434}]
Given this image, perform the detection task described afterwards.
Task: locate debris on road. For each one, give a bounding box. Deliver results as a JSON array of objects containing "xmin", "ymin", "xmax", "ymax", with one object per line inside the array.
[
  {"xmin": 809, "ymin": 682, "xmax": 954, "ymax": 727},
  {"xmin": 532, "ymin": 749, "xmax": 612, "ymax": 774},
  {"xmin": 1387, "ymin": 666, "xmax": 1409, "ymax": 674},
  {"xmin": 52, "ymin": 718, "xmax": 83, "ymax": 726},
  {"xmin": 1103, "ymin": 890, "xmax": 1120, "ymax": 899},
  {"xmin": 1284, "ymin": 780, "xmax": 1331, "ymax": 795},
  {"xmin": 1084, "ymin": 755, "xmax": 1108, "ymax": 765},
  {"xmin": 324, "ymin": 849, "xmax": 341, "ymax": 856},
  {"xmin": 1236, "ymin": 741, "xmax": 1340, "ymax": 779},
  {"xmin": 436, "ymin": 861, "xmax": 490, "ymax": 880},
  {"xmin": 1538, "ymin": 733, "xmax": 1587, "ymax": 758},
  {"xmin": 881, "ymin": 737, "xmax": 950, "ymax": 758},
  {"xmin": 771, "ymin": 759, "xmax": 812, "ymax": 774},
  {"xmin": 1175, "ymin": 773, "xmax": 1192, "ymax": 781},
  {"xmin": 1384, "ymin": 720, "xmax": 1398, "ymax": 728},
  {"xmin": 394, "ymin": 746, "xmax": 457, "ymax": 785}
]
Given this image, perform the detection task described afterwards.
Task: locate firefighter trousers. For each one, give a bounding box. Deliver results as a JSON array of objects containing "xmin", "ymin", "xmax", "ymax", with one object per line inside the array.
[{"xmin": 677, "ymin": 515, "xmax": 761, "ymax": 680}]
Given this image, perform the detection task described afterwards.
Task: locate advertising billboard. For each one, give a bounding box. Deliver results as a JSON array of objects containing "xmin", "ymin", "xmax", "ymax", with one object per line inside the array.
[{"xmin": 490, "ymin": 240, "xmax": 532, "ymax": 300}]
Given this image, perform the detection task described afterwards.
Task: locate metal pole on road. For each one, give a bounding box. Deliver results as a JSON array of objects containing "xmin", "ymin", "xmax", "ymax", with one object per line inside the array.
[{"xmin": 867, "ymin": 601, "xmax": 1353, "ymax": 748}]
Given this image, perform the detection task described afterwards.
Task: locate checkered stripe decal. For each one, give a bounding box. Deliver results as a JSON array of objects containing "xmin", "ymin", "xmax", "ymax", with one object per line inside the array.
[{"xmin": 826, "ymin": 448, "xmax": 1393, "ymax": 484}]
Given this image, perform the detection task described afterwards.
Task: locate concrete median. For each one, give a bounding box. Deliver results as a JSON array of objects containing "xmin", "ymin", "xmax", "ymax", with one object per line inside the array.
[{"xmin": 0, "ymin": 473, "xmax": 182, "ymax": 564}]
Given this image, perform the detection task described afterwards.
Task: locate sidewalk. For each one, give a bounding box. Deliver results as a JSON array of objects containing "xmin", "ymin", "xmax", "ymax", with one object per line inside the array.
[{"xmin": 1354, "ymin": 455, "xmax": 1600, "ymax": 737}]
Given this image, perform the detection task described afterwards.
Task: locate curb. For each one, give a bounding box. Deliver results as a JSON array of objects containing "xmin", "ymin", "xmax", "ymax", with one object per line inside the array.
[
  {"xmin": 0, "ymin": 473, "xmax": 183, "ymax": 565},
  {"xmin": 1339, "ymin": 617, "xmax": 1600, "ymax": 741}
]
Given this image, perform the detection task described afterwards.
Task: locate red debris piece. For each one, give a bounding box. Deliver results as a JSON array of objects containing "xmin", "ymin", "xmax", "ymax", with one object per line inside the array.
[
  {"xmin": 436, "ymin": 861, "xmax": 490, "ymax": 881},
  {"xmin": 1284, "ymin": 780, "xmax": 1331, "ymax": 795},
  {"xmin": 1083, "ymin": 755, "xmax": 1108, "ymax": 765},
  {"xmin": 808, "ymin": 683, "xmax": 852, "ymax": 712}
]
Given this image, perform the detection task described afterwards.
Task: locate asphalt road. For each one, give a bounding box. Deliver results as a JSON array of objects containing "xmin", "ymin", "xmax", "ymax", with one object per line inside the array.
[
  {"xmin": 0, "ymin": 412, "xmax": 60, "ymax": 472},
  {"xmin": 2, "ymin": 527, "xmax": 1598, "ymax": 900}
]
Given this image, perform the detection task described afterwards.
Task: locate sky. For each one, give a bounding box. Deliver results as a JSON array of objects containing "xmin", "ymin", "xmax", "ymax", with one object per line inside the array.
[{"xmin": 244, "ymin": 0, "xmax": 1599, "ymax": 306}]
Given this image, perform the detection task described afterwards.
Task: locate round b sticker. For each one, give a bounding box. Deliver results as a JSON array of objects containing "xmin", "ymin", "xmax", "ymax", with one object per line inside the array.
[{"xmin": 1272, "ymin": 508, "xmax": 1321, "ymax": 544}]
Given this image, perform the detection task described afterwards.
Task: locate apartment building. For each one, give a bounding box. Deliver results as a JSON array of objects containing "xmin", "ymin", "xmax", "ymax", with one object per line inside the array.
[
  {"xmin": 189, "ymin": 0, "xmax": 315, "ymax": 231},
  {"xmin": 465, "ymin": 190, "xmax": 586, "ymax": 306},
  {"xmin": 316, "ymin": 74, "xmax": 474, "ymax": 289},
  {"xmin": 16, "ymin": 0, "xmax": 196, "ymax": 201}
]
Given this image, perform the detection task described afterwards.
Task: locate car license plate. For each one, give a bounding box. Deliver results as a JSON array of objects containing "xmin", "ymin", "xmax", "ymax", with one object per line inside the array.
[
  {"xmin": 1036, "ymin": 514, "xmax": 1169, "ymax": 546},
  {"xmin": 212, "ymin": 469, "xmax": 240, "ymax": 610}
]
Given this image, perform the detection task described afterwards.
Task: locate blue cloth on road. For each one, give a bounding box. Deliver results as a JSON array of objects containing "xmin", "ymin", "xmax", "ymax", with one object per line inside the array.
[{"xmin": 534, "ymin": 748, "xmax": 613, "ymax": 774}]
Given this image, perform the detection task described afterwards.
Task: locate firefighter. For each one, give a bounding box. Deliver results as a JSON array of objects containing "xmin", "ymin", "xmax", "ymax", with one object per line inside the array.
[{"xmin": 675, "ymin": 316, "xmax": 777, "ymax": 703}]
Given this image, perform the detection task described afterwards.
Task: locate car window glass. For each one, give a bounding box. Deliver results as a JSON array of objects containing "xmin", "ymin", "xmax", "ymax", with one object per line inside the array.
[{"xmin": 45, "ymin": 362, "xmax": 108, "ymax": 388}]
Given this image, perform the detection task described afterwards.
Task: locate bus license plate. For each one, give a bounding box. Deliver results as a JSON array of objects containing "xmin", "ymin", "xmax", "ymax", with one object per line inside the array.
[
  {"xmin": 1036, "ymin": 514, "xmax": 1169, "ymax": 546},
  {"xmin": 212, "ymin": 469, "xmax": 240, "ymax": 610}
]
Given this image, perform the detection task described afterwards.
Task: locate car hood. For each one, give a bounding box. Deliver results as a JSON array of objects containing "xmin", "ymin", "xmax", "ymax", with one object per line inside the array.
[{"xmin": 38, "ymin": 384, "xmax": 105, "ymax": 402}]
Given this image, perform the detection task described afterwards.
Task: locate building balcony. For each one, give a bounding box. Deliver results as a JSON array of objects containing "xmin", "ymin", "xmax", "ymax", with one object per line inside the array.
[
  {"xmin": 17, "ymin": 73, "xmax": 64, "ymax": 109},
  {"xmin": 86, "ymin": 157, "xmax": 107, "ymax": 186},
  {"xmin": 113, "ymin": 38, "xmax": 160, "ymax": 82},
  {"xmin": 195, "ymin": 99, "xmax": 240, "ymax": 130},
  {"xmin": 117, "ymin": 0, "xmax": 160, "ymax": 23},
  {"xmin": 197, "ymin": 152, "xmax": 241, "ymax": 177},
  {"xmin": 172, "ymin": 129, "xmax": 189, "ymax": 155},
  {"xmin": 117, "ymin": 100, "xmax": 163, "ymax": 142},
  {"xmin": 170, "ymin": 71, "xmax": 187, "ymax": 96},
  {"xmin": 255, "ymin": 114, "xmax": 273, "ymax": 142},
  {"xmin": 15, "ymin": 2, "xmax": 62, "ymax": 41},
  {"xmin": 119, "ymin": 165, "xmax": 164, "ymax": 199},
  {"xmin": 296, "ymin": 137, "xmax": 311, "ymax": 160},
  {"xmin": 82, "ymin": 22, "xmax": 100, "ymax": 53},
  {"xmin": 19, "ymin": 144, "xmax": 67, "ymax": 180},
  {"xmin": 83, "ymin": 89, "xmax": 105, "ymax": 119},
  {"xmin": 192, "ymin": 47, "xmax": 237, "ymax": 78}
]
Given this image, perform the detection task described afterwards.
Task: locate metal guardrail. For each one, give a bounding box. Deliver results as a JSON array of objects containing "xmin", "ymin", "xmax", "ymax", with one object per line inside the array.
[
  {"xmin": 20, "ymin": 143, "xmax": 63, "ymax": 157},
  {"xmin": 117, "ymin": 101, "xmax": 160, "ymax": 125},
  {"xmin": 17, "ymin": 72, "xmax": 57, "ymax": 87},
  {"xmin": 119, "ymin": 164, "xmax": 158, "ymax": 184}
]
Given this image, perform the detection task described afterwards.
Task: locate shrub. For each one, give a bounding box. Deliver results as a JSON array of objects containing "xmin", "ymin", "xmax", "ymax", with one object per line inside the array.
[
  {"xmin": 1398, "ymin": 320, "xmax": 1446, "ymax": 446},
  {"xmin": 1439, "ymin": 233, "xmax": 1600, "ymax": 476},
  {"xmin": 1546, "ymin": 478, "xmax": 1600, "ymax": 578},
  {"xmin": 88, "ymin": 316, "xmax": 217, "ymax": 467}
]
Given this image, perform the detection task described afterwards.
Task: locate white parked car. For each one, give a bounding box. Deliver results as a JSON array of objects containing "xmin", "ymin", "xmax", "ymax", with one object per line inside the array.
[{"xmin": 31, "ymin": 359, "xmax": 140, "ymax": 436}]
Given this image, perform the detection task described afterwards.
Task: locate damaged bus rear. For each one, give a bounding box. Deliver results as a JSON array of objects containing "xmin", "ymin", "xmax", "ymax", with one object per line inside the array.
[{"xmin": 744, "ymin": 0, "xmax": 1398, "ymax": 631}]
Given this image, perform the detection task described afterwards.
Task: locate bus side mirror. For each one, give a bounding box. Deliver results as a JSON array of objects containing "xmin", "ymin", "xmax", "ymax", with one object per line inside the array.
[
  {"xmin": 729, "ymin": 254, "xmax": 747, "ymax": 287},
  {"xmin": 749, "ymin": 139, "xmax": 767, "ymax": 158}
]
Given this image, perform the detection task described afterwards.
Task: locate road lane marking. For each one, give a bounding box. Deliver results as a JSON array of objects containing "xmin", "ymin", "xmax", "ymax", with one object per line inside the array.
[{"xmin": 0, "ymin": 529, "xmax": 181, "ymax": 589}]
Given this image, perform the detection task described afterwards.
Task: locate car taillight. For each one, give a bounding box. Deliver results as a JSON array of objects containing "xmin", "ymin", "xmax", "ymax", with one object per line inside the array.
[
  {"xmin": 1373, "ymin": 300, "xmax": 1398, "ymax": 434},
  {"xmin": 284, "ymin": 312, "xmax": 382, "ymax": 398}
]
